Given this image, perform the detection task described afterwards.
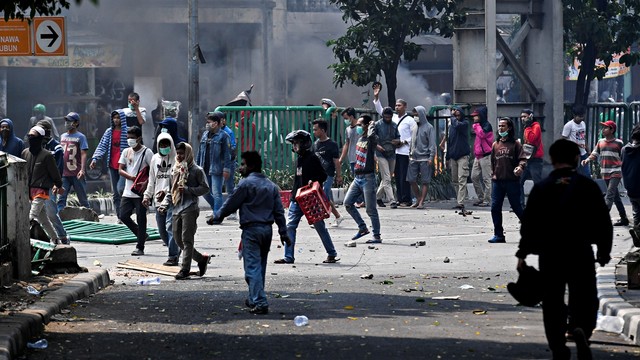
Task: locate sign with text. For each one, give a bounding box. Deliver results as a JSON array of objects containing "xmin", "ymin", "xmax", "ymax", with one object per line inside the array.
[
  {"xmin": 33, "ymin": 17, "xmax": 65, "ymax": 56},
  {"xmin": 0, "ymin": 20, "xmax": 31, "ymax": 56}
]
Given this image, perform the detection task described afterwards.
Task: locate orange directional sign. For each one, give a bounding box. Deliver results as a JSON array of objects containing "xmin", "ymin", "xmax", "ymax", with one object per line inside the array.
[
  {"xmin": 33, "ymin": 17, "xmax": 65, "ymax": 56},
  {"xmin": 0, "ymin": 19, "xmax": 32, "ymax": 56}
]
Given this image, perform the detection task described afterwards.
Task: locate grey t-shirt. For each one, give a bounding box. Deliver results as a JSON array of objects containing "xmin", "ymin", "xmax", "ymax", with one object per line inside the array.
[{"xmin": 345, "ymin": 125, "xmax": 359, "ymax": 164}]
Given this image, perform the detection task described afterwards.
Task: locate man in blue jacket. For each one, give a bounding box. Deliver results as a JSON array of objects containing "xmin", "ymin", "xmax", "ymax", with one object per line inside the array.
[
  {"xmin": 0, "ymin": 118, "xmax": 24, "ymax": 157},
  {"xmin": 197, "ymin": 112, "xmax": 232, "ymax": 216}
]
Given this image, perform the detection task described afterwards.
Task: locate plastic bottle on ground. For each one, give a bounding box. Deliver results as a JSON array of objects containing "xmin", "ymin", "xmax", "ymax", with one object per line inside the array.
[
  {"xmin": 294, "ymin": 315, "xmax": 309, "ymax": 326},
  {"xmin": 136, "ymin": 277, "xmax": 161, "ymax": 285}
]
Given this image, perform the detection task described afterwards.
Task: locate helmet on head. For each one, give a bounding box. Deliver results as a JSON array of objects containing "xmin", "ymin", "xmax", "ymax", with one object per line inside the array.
[
  {"xmin": 285, "ymin": 130, "xmax": 312, "ymax": 151},
  {"xmin": 33, "ymin": 104, "xmax": 46, "ymax": 113},
  {"xmin": 64, "ymin": 112, "xmax": 80, "ymax": 123}
]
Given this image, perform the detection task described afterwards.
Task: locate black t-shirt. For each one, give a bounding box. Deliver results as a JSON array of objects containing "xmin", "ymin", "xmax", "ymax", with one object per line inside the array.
[{"xmin": 313, "ymin": 138, "xmax": 340, "ymax": 177}]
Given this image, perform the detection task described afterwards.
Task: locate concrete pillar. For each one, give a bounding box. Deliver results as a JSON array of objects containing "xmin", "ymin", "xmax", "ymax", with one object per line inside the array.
[{"xmin": 5, "ymin": 155, "xmax": 31, "ymax": 280}]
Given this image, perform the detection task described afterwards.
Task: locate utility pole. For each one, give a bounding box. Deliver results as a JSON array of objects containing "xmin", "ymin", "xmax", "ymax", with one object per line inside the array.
[{"xmin": 188, "ymin": 0, "xmax": 199, "ymax": 147}]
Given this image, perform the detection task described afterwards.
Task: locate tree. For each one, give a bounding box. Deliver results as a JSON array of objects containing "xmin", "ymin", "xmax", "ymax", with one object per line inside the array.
[
  {"xmin": 564, "ymin": 0, "xmax": 640, "ymax": 106},
  {"xmin": 326, "ymin": 0, "xmax": 464, "ymax": 107},
  {"xmin": 2, "ymin": 0, "xmax": 97, "ymax": 21}
]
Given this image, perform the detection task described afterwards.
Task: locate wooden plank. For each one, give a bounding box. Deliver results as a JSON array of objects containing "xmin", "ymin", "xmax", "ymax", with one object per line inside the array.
[{"xmin": 116, "ymin": 260, "xmax": 178, "ymax": 276}]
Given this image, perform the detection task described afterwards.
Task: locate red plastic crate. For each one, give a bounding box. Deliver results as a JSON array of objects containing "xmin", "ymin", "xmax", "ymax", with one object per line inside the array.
[
  {"xmin": 295, "ymin": 181, "xmax": 331, "ymax": 225},
  {"xmin": 280, "ymin": 190, "xmax": 292, "ymax": 209}
]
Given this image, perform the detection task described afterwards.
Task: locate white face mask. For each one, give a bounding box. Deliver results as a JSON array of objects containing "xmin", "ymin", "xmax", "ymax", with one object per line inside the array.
[{"xmin": 127, "ymin": 138, "xmax": 138, "ymax": 148}]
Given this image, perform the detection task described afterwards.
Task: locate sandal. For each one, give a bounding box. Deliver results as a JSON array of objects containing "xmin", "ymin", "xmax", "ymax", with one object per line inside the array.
[{"xmin": 322, "ymin": 256, "xmax": 339, "ymax": 263}]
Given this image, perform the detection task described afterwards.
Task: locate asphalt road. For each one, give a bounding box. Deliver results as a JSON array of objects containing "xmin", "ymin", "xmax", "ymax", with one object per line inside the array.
[{"xmin": 24, "ymin": 200, "xmax": 640, "ymax": 359}]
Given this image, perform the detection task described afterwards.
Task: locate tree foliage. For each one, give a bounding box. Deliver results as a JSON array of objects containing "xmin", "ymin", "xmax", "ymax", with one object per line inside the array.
[
  {"xmin": 564, "ymin": 0, "xmax": 640, "ymax": 105},
  {"xmin": 2, "ymin": 0, "xmax": 97, "ymax": 21},
  {"xmin": 327, "ymin": 0, "xmax": 464, "ymax": 106}
]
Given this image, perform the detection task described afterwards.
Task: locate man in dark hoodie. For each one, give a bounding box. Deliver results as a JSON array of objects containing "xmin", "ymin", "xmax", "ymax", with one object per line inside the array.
[
  {"xmin": 623, "ymin": 128, "xmax": 640, "ymax": 246},
  {"xmin": 470, "ymin": 106, "xmax": 493, "ymax": 207},
  {"xmin": 443, "ymin": 106, "xmax": 471, "ymax": 209},
  {"xmin": 22, "ymin": 125, "xmax": 64, "ymax": 244},
  {"xmin": 0, "ymin": 118, "xmax": 25, "ymax": 157}
]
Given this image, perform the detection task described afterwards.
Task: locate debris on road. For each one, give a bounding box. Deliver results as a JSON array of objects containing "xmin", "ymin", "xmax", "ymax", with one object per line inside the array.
[
  {"xmin": 443, "ymin": 257, "xmax": 450, "ymax": 263},
  {"xmin": 360, "ymin": 274, "xmax": 373, "ymax": 279},
  {"xmin": 459, "ymin": 284, "xmax": 475, "ymax": 290},
  {"xmin": 432, "ymin": 295, "xmax": 460, "ymax": 300}
]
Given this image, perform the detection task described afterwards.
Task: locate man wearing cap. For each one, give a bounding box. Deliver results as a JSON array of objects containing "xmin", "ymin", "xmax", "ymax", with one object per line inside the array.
[
  {"xmin": 21, "ymin": 126, "xmax": 64, "ymax": 244},
  {"xmin": 582, "ymin": 120, "xmax": 629, "ymax": 226},
  {"xmin": 29, "ymin": 104, "xmax": 59, "ymax": 141},
  {"xmin": 519, "ymin": 109, "xmax": 544, "ymax": 208},
  {"xmin": 58, "ymin": 112, "xmax": 90, "ymax": 211},
  {"xmin": 90, "ymin": 110, "xmax": 129, "ymax": 220}
]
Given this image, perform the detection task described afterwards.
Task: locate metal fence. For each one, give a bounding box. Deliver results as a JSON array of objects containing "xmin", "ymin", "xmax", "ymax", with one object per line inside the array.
[
  {"xmin": 0, "ymin": 153, "xmax": 9, "ymax": 263},
  {"xmin": 565, "ymin": 102, "xmax": 640, "ymax": 151},
  {"xmin": 213, "ymin": 105, "xmax": 379, "ymax": 172}
]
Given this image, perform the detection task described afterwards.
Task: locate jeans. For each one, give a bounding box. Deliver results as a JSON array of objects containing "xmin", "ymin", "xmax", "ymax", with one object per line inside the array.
[
  {"xmin": 323, "ymin": 175, "xmax": 335, "ymax": 202},
  {"xmin": 376, "ymin": 156, "xmax": 396, "ymax": 203},
  {"xmin": 157, "ymin": 204, "xmax": 180, "ymax": 260},
  {"xmin": 44, "ymin": 190, "xmax": 68, "ymax": 241},
  {"xmin": 109, "ymin": 167, "xmax": 125, "ymax": 219},
  {"xmin": 30, "ymin": 197, "xmax": 57, "ymax": 242},
  {"xmin": 471, "ymin": 155, "xmax": 492, "ymax": 204},
  {"xmin": 225, "ymin": 161, "xmax": 236, "ymax": 195},
  {"xmin": 173, "ymin": 210, "xmax": 203, "ymax": 273},
  {"xmin": 203, "ymin": 173, "xmax": 224, "ymax": 213},
  {"xmin": 395, "ymin": 154, "xmax": 412, "ymax": 203},
  {"xmin": 604, "ymin": 177, "xmax": 627, "ymax": 218},
  {"xmin": 579, "ymin": 153, "xmax": 592, "ymax": 178},
  {"xmin": 450, "ymin": 156, "xmax": 469, "ymax": 206},
  {"xmin": 283, "ymin": 201, "xmax": 337, "ymax": 262},
  {"xmin": 344, "ymin": 173, "xmax": 381, "ymax": 238},
  {"xmin": 242, "ymin": 224, "xmax": 272, "ymax": 308},
  {"xmin": 57, "ymin": 176, "xmax": 90, "ymax": 211},
  {"xmin": 490, "ymin": 179, "xmax": 524, "ymax": 237},
  {"xmin": 120, "ymin": 196, "xmax": 148, "ymax": 251},
  {"xmin": 519, "ymin": 157, "xmax": 544, "ymax": 208},
  {"xmin": 630, "ymin": 196, "xmax": 640, "ymax": 230}
]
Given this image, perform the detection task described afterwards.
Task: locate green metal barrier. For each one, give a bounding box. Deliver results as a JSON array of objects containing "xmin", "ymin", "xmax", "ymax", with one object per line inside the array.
[{"xmin": 62, "ymin": 220, "xmax": 161, "ymax": 244}]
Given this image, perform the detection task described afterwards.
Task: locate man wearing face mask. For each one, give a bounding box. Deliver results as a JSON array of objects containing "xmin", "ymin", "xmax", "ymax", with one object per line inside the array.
[
  {"xmin": 197, "ymin": 112, "xmax": 232, "ymax": 221},
  {"xmin": 273, "ymin": 130, "xmax": 339, "ymax": 264},
  {"xmin": 91, "ymin": 111, "xmax": 129, "ymax": 221},
  {"xmin": 519, "ymin": 109, "xmax": 544, "ymax": 209},
  {"xmin": 122, "ymin": 92, "xmax": 146, "ymax": 128},
  {"xmin": 21, "ymin": 126, "xmax": 64, "ymax": 244},
  {"xmin": 28, "ymin": 104, "xmax": 59, "ymax": 141},
  {"xmin": 444, "ymin": 106, "xmax": 471, "ymax": 210},
  {"xmin": 57, "ymin": 112, "xmax": 90, "ymax": 211},
  {"xmin": 408, "ymin": 106, "xmax": 437, "ymax": 209},
  {"xmin": 344, "ymin": 115, "xmax": 383, "ymax": 244},
  {"xmin": 143, "ymin": 133, "xmax": 180, "ymax": 266},
  {"xmin": 37, "ymin": 120, "xmax": 70, "ymax": 245},
  {"xmin": 119, "ymin": 126, "xmax": 154, "ymax": 256},
  {"xmin": 0, "ymin": 118, "xmax": 24, "ymax": 157},
  {"xmin": 374, "ymin": 107, "xmax": 400, "ymax": 207}
]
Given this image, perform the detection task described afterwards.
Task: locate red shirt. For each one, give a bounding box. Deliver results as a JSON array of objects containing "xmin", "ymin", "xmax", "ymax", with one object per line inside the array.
[
  {"xmin": 110, "ymin": 129, "xmax": 122, "ymax": 170},
  {"xmin": 523, "ymin": 122, "xmax": 544, "ymax": 159}
]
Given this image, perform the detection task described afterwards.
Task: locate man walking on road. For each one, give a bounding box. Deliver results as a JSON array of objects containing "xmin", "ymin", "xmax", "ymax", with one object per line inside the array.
[
  {"xmin": 374, "ymin": 106, "xmax": 400, "ymax": 207},
  {"xmin": 213, "ymin": 151, "xmax": 289, "ymax": 314},
  {"xmin": 407, "ymin": 106, "xmax": 436, "ymax": 209},
  {"xmin": 517, "ymin": 138, "xmax": 612, "ymax": 360}
]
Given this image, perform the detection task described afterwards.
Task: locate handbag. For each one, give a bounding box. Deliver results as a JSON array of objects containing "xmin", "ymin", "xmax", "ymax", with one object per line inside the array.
[{"xmin": 130, "ymin": 148, "xmax": 150, "ymax": 197}]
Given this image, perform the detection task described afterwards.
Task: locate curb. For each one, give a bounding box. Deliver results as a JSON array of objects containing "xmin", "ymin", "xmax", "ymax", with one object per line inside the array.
[
  {"xmin": 597, "ymin": 256, "xmax": 640, "ymax": 345},
  {"xmin": 0, "ymin": 269, "xmax": 110, "ymax": 360}
]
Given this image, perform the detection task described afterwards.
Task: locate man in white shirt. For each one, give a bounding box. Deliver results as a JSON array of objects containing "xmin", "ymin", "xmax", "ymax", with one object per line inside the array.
[{"xmin": 562, "ymin": 104, "xmax": 590, "ymax": 177}]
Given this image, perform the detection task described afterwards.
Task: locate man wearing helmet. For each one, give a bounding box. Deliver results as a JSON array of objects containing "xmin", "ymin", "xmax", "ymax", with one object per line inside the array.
[
  {"xmin": 57, "ymin": 112, "xmax": 90, "ymax": 211},
  {"xmin": 29, "ymin": 104, "xmax": 59, "ymax": 141},
  {"xmin": 273, "ymin": 129, "xmax": 339, "ymax": 264}
]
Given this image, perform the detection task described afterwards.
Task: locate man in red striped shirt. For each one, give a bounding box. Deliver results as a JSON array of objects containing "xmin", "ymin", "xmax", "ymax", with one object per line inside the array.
[{"xmin": 582, "ymin": 120, "xmax": 629, "ymax": 226}]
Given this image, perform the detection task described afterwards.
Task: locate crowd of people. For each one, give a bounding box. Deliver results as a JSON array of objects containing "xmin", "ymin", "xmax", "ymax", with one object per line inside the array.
[{"xmin": 3, "ymin": 90, "xmax": 640, "ymax": 358}]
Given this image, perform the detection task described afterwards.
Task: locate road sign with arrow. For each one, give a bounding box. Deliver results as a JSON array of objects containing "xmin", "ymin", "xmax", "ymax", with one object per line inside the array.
[{"xmin": 34, "ymin": 17, "xmax": 65, "ymax": 56}]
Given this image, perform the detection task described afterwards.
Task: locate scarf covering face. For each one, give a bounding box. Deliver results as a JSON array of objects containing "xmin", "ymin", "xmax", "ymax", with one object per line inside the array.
[{"xmin": 171, "ymin": 143, "xmax": 195, "ymax": 205}]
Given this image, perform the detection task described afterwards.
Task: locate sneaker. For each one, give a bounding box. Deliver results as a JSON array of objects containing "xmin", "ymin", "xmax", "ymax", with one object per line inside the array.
[
  {"xmin": 249, "ymin": 306, "xmax": 269, "ymax": 315},
  {"xmin": 131, "ymin": 248, "xmax": 144, "ymax": 256},
  {"xmin": 376, "ymin": 199, "xmax": 386, "ymax": 207},
  {"xmin": 322, "ymin": 256, "xmax": 340, "ymax": 263},
  {"xmin": 198, "ymin": 254, "xmax": 211, "ymax": 276},
  {"xmin": 273, "ymin": 258, "xmax": 294, "ymax": 264},
  {"xmin": 352, "ymin": 228, "xmax": 370, "ymax": 240},
  {"xmin": 175, "ymin": 271, "xmax": 190, "ymax": 280},
  {"xmin": 366, "ymin": 236, "xmax": 382, "ymax": 244},
  {"xmin": 331, "ymin": 216, "xmax": 344, "ymax": 228},
  {"xmin": 614, "ymin": 218, "xmax": 630, "ymax": 226},
  {"xmin": 163, "ymin": 258, "xmax": 179, "ymax": 266},
  {"xmin": 245, "ymin": 299, "xmax": 254, "ymax": 308},
  {"xmin": 572, "ymin": 328, "xmax": 592, "ymax": 360},
  {"xmin": 389, "ymin": 201, "xmax": 398, "ymax": 209},
  {"xmin": 488, "ymin": 236, "xmax": 506, "ymax": 243}
]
